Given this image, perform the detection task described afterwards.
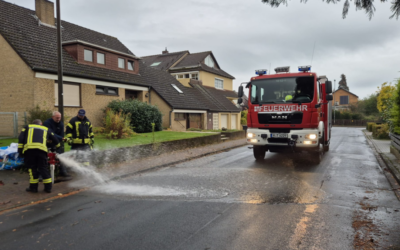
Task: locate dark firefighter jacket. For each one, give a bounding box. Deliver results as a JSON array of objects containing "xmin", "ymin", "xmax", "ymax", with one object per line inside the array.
[
  {"xmin": 65, "ymin": 116, "xmax": 94, "ymax": 144},
  {"xmin": 18, "ymin": 125, "xmax": 60, "ymax": 154}
]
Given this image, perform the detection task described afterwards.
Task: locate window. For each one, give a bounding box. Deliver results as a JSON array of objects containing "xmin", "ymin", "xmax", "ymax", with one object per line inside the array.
[
  {"xmin": 150, "ymin": 62, "xmax": 161, "ymax": 66},
  {"xmin": 97, "ymin": 53, "xmax": 105, "ymax": 64},
  {"xmin": 215, "ymin": 78, "xmax": 223, "ymax": 89},
  {"xmin": 84, "ymin": 49, "xmax": 93, "ymax": 62},
  {"xmin": 128, "ymin": 61, "xmax": 134, "ymax": 71},
  {"xmin": 205, "ymin": 55, "xmax": 214, "ymax": 68},
  {"xmin": 171, "ymin": 84, "xmax": 183, "ymax": 94},
  {"xmin": 191, "ymin": 73, "xmax": 198, "ymax": 80},
  {"xmin": 177, "ymin": 75, "xmax": 184, "ymax": 79},
  {"xmin": 118, "ymin": 58, "xmax": 125, "ymax": 69},
  {"xmin": 185, "ymin": 74, "xmax": 190, "ymax": 78},
  {"xmin": 340, "ymin": 96, "xmax": 349, "ymax": 105},
  {"xmin": 54, "ymin": 83, "xmax": 80, "ymax": 107},
  {"xmin": 174, "ymin": 113, "xmax": 186, "ymax": 121},
  {"xmin": 96, "ymin": 86, "xmax": 118, "ymax": 95}
]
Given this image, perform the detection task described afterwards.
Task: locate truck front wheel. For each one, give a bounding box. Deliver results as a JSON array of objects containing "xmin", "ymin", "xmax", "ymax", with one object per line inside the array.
[{"xmin": 253, "ymin": 146, "xmax": 266, "ymax": 161}]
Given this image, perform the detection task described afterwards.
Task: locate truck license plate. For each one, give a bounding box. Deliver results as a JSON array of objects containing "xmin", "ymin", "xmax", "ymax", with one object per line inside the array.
[{"xmin": 271, "ymin": 133, "xmax": 288, "ymax": 138}]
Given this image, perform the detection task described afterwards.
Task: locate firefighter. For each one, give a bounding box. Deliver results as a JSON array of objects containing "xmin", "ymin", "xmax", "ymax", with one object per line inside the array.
[
  {"xmin": 65, "ymin": 109, "xmax": 94, "ymax": 165},
  {"xmin": 18, "ymin": 119, "xmax": 60, "ymax": 193},
  {"xmin": 43, "ymin": 111, "xmax": 72, "ymax": 181}
]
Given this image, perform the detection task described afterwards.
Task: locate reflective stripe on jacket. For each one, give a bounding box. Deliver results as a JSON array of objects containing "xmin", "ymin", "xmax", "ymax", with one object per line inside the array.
[
  {"xmin": 18, "ymin": 125, "xmax": 60, "ymax": 154},
  {"xmin": 65, "ymin": 116, "xmax": 94, "ymax": 144}
]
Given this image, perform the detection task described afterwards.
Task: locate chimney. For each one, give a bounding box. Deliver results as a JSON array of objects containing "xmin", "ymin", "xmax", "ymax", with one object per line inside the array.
[
  {"xmin": 162, "ymin": 47, "xmax": 169, "ymax": 54},
  {"xmin": 35, "ymin": 0, "xmax": 55, "ymax": 26}
]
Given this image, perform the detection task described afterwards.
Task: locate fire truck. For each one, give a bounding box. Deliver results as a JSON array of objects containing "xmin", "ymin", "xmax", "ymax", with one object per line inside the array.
[{"xmin": 237, "ymin": 66, "xmax": 333, "ymax": 163}]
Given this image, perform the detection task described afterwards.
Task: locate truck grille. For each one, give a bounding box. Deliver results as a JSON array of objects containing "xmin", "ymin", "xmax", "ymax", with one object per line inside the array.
[{"xmin": 258, "ymin": 112, "xmax": 302, "ymax": 124}]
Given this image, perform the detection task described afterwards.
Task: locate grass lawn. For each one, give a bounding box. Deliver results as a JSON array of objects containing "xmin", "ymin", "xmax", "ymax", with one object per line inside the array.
[{"xmin": 0, "ymin": 131, "xmax": 216, "ymax": 152}]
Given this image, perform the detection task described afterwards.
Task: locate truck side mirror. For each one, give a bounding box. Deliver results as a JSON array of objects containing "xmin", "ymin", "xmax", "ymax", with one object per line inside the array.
[
  {"xmin": 325, "ymin": 81, "xmax": 332, "ymax": 94},
  {"xmin": 326, "ymin": 95, "xmax": 333, "ymax": 101},
  {"xmin": 238, "ymin": 86, "xmax": 243, "ymax": 97},
  {"xmin": 238, "ymin": 98, "xmax": 243, "ymax": 104}
]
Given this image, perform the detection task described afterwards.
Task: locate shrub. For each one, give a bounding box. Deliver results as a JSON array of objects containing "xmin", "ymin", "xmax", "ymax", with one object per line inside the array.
[
  {"xmin": 107, "ymin": 99, "xmax": 162, "ymax": 133},
  {"xmin": 26, "ymin": 104, "xmax": 53, "ymax": 125},
  {"xmin": 351, "ymin": 113, "xmax": 362, "ymax": 120},
  {"xmin": 372, "ymin": 124, "xmax": 383, "ymax": 138},
  {"xmin": 341, "ymin": 111, "xmax": 351, "ymax": 120},
  {"xmin": 241, "ymin": 110, "xmax": 248, "ymax": 125},
  {"xmin": 103, "ymin": 108, "xmax": 135, "ymax": 139},
  {"xmin": 375, "ymin": 123, "xmax": 390, "ymax": 139},
  {"xmin": 391, "ymin": 79, "xmax": 400, "ymax": 134},
  {"xmin": 367, "ymin": 122, "xmax": 376, "ymax": 132}
]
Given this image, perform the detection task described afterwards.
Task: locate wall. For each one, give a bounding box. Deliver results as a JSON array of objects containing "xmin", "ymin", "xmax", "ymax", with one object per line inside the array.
[
  {"xmin": 171, "ymin": 112, "xmax": 187, "ymax": 131},
  {"xmin": 199, "ymin": 71, "xmax": 233, "ymax": 90},
  {"xmin": 149, "ymin": 89, "xmax": 171, "ymax": 129},
  {"xmin": 176, "ymin": 78, "xmax": 191, "ymax": 87},
  {"xmin": 218, "ymin": 112, "xmax": 241, "ymax": 130},
  {"xmin": 0, "ymin": 34, "xmax": 35, "ymax": 132},
  {"xmin": 333, "ymin": 89, "xmax": 358, "ymax": 106}
]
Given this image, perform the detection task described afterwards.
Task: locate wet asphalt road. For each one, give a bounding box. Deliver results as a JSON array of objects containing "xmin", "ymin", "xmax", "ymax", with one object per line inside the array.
[{"xmin": 1, "ymin": 127, "xmax": 400, "ymax": 250}]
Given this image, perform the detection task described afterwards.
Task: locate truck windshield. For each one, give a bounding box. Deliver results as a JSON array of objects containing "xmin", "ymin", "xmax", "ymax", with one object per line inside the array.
[{"xmin": 250, "ymin": 76, "xmax": 314, "ymax": 104}]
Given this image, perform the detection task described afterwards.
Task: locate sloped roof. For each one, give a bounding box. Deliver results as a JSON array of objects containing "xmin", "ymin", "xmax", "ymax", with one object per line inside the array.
[
  {"xmin": 173, "ymin": 51, "xmax": 211, "ymax": 68},
  {"xmin": 333, "ymin": 88, "xmax": 359, "ymax": 98},
  {"xmin": 0, "ymin": 0, "xmax": 206, "ymax": 110},
  {"xmin": 188, "ymin": 80, "xmax": 240, "ymax": 113},
  {"xmin": 141, "ymin": 50, "xmax": 188, "ymax": 71}
]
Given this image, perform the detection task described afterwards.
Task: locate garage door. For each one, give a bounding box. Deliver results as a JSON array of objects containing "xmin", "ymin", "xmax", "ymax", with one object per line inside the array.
[
  {"xmin": 221, "ymin": 114, "xmax": 228, "ymax": 129},
  {"xmin": 231, "ymin": 114, "xmax": 237, "ymax": 129},
  {"xmin": 213, "ymin": 113, "xmax": 219, "ymax": 130}
]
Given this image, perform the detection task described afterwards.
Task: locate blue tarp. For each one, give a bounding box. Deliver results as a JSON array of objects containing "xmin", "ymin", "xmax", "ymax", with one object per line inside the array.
[{"xmin": 0, "ymin": 144, "xmax": 24, "ymax": 170}]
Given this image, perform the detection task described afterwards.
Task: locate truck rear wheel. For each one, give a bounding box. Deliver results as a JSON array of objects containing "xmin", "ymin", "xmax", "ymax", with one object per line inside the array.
[{"xmin": 253, "ymin": 146, "xmax": 266, "ymax": 161}]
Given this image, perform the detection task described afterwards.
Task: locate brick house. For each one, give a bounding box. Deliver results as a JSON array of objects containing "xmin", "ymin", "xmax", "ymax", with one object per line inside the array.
[
  {"xmin": 0, "ymin": 0, "xmax": 230, "ymax": 132},
  {"xmin": 142, "ymin": 49, "xmax": 241, "ymax": 130},
  {"xmin": 333, "ymin": 88, "xmax": 359, "ymax": 111}
]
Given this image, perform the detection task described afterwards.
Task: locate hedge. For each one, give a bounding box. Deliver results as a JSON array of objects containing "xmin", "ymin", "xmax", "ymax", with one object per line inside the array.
[
  {"xmin": 367, "ymin": 122, "xmax": 376, "ymax": 132},
  {"xmin": 107, "ymin": 99, "xmax": 163, "ymax": 133}
]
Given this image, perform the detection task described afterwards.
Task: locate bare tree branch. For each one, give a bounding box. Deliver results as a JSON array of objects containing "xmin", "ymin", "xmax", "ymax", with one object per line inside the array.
[{"xmin": 261, "ymin": 0, "xmax": 400, "ymax": 20}]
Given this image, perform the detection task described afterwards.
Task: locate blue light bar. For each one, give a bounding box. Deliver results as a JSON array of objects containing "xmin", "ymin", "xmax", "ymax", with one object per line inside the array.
[
  {"xmin": 255, "ymin": 69, "xmax": 267, "ymax": 76},
  {"xmin": 298, "ymin": 65, "xmax": 311, "ymax": 72}
]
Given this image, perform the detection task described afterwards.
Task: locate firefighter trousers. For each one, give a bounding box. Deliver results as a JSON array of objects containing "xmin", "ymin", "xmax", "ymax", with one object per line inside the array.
[{"xmin": 24, "ymin": 149, "xmax": 52, "ymax": 191}]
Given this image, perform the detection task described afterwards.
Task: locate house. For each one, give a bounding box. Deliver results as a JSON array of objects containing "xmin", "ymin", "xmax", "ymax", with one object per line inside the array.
[
  {"xmin": 0, "ymin": 0, "xmax": 223, "ymax": 132},
  {"xmin": 333, "ymin": 88, "xmax": 359, "ymax": 111},
  {"xmin": 142, "ymin": 49, "xmax": 241, "ymax": 130}
]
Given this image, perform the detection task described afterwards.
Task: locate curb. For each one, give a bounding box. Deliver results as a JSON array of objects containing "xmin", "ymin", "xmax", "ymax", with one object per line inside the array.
[
  {"xmin": 362, "ymin": 130, "xmax": 400, "ymax": 200},
  {"xmin": 0, "ymin": 140, "xmax": 247, "ymax": 213}
]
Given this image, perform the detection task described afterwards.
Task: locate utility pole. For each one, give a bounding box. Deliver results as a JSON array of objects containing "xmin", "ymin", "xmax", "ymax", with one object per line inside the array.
[
  {"xmin": 56, "ymin": 0, "xmax": 64, "ymax": 122},
  {"xmin": 333, "ymin": 79, "xmax": 336, "ymax": 125}
]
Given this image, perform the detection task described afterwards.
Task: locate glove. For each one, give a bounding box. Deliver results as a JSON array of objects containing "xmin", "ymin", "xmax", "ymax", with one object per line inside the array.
[
  {"xmin": 62, "ymin": 138, "xmax": 68, "ymax": 142},
  {"xmin": 67, "ymin": 138, "xmax": 72, "ymax": 145}
]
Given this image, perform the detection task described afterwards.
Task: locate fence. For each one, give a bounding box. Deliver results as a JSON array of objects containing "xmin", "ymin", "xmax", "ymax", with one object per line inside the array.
[
  {"xmin": 0, "ymin": 112, "xmax": 26, "ymax": 138},
  {"xmin": 333, "ymin": 119, "xmax": 370, "ymax": 126},
  {"xmin": 390, "ymin": 133, "xmax": 400, "ymax": 152}
]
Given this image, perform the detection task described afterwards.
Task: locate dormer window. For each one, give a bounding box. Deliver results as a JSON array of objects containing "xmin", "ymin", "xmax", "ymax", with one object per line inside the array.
[
  {"xmin": 128, "ymin": 61, "xmax": 134, "ymax": 71},
  {"xmin": 84, "ymin": 49, "xmax": 93, "ymax": 62},
  {"xmin": 118, "ymin": 58, "xmax": 125, "ymax": 69},
  {"xmin": 97, "ymin": 52, "xmax": 105, "ymax": 64},
  {"xmin": 151, "ymin": 62, "xmax": 161, "ymax": 66},
  {"xmin": 205, "ymin": 55, "xmax": 214, "ymax": 68}
]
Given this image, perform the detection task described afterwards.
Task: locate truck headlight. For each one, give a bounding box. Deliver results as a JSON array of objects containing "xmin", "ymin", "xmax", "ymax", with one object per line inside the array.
[
  {"xmin": 247, "ymin": 133, "xmax": 255, "ymax": 138},
  {"xmin": 306, "ymin": 134, "xmax": 317, "ymax": 140}
]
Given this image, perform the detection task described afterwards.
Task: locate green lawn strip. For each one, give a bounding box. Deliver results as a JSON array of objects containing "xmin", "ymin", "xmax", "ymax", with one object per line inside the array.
[
  {"xmin": 0, "ymin": 131, "xmax": 216, "ymax": 153},
  {"xmin": 92, "ymin": 131, "xmax": 215, "ymax": 151}
]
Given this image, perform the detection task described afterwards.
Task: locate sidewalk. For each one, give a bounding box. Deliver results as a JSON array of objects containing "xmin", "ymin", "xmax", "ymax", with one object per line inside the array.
[
  {"xmin": 0, "ymin": 138, "xmax": 247, "ymax": 212},
  {"xmin": 363, "ymin": 130, "xmax": 400, "ymax": 188}
]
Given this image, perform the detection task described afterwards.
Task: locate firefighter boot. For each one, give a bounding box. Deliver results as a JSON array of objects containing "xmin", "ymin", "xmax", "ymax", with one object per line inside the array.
[
  {"xmin": 26, "ymin": 184, "xmax": 38, "ymax": 193},
  {"xmin": 44, "ymin": 183, "xmax": 52, "ymax": 193}
]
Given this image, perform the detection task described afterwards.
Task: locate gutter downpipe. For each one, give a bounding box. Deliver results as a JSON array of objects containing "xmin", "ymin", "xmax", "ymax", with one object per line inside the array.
[{"xmin": 169, "ymin": 109, "xmax": 174, "ymax": 129}]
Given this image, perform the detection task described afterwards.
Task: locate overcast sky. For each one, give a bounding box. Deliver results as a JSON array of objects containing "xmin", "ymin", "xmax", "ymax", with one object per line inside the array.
[{"xmin": 14, "ymin": 0, "xmax": 400, "ymax": 99}]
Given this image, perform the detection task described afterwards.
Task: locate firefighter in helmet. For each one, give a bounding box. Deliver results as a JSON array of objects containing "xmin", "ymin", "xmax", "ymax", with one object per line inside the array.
[
  {"xmin": 65, "ymin": 109, "xmax": 94, "ymax": 165},
  {"xmin": 18, "ymin": 119, "xmax": 60, "ymax": 193}
]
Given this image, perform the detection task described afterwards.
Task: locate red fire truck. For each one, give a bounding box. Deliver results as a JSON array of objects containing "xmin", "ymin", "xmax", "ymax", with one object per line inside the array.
[{"xmin": 237, "ymin": 66, "xmax": 333, "ymax": 163}]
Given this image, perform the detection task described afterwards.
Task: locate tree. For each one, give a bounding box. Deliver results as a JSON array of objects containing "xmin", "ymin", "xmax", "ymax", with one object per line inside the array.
[
  {"xmin": 338, "ymin": 74, "xmax": 349, "ymax": 91},
  {"xmin": 377, "ymin": 82, "xmax": 395, "ymax": 124},
  {"xmin": 261, "ymin": 0, "xmax": 400, "ymax": 20},
  {"xmin": 359, "ymin": 93, "xmax": 379, "ymax": 116}
]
